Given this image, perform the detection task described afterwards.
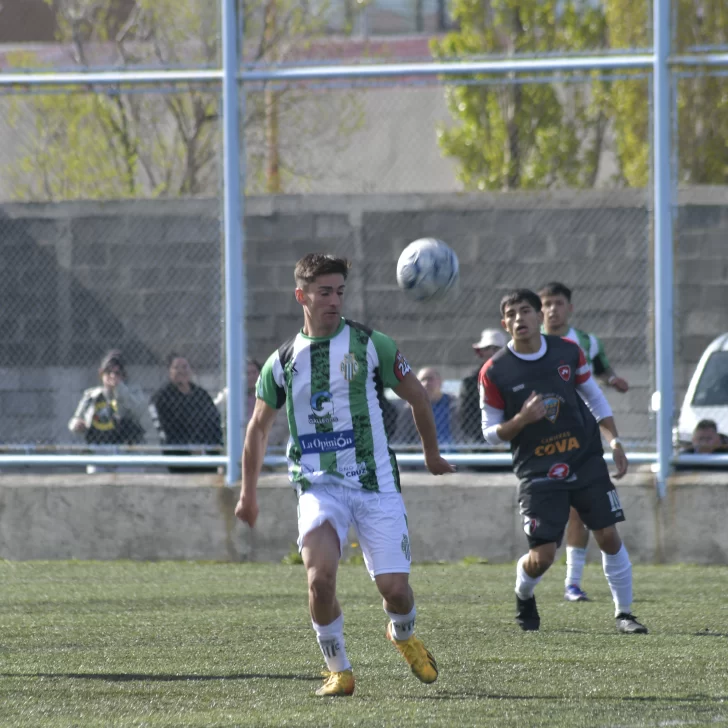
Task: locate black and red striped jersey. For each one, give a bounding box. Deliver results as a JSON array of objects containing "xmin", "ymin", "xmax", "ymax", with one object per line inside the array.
[{"xmin": 478, "ymin": 335, "xmax": 603, "ymax": 482}]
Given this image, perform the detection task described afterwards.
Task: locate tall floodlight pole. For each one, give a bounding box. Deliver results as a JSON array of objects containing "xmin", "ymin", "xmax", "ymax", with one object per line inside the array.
[
  {"xmin": 222, "ymin": 0, "xmax": 245, "ymax": 485},
  {"xmin": 653, "ymin": 0, "xmax": 674, "ymax": 498}
]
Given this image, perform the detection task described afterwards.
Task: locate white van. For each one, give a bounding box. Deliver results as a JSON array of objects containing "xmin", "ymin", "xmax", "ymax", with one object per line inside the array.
[{"xmin": 675, "ymin": 332, "xmax": 728, "ymax": 447}]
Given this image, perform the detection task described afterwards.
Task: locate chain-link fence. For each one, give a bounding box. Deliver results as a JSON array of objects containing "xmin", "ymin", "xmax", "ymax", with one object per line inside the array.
[
  {"xmin": 243, "ymin": 75, "xmax": 653, "ymax": 450},
  {"xmin": 671, "ymin": 71, "xmax": 728, "ymax": 450},
  {"xmin": 0, "ymin": 85, "xmax": 227, "ymax": 465},
  {"xmin": 1, "ymin": 0, "xmax": 727, "ymax": 471}
]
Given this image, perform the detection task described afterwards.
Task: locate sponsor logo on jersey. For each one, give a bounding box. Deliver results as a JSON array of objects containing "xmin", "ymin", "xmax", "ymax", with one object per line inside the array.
[
  {"xmin": 401, "ymin": 534, "xmax": 411, "ymax": 562},
  {"xmin": 299, "ymin": 430, "xmax": 355, "ymax": 453},
  {"xmin": 547, "ymin": 462, "xmax": 570, "ymax": 479},
  {"xmin": 535, "ymin": 436, "xmax": 580, "ymax": 457},
  {"xmin": 341, "ymin": 461, "xmax": 369, "ymax": 479},
  {"xmin": 543, "ymin": 394, "xmax": 564, "ymax": 423},
  {"xmin": 308, "ymin": 390, "xmax": 338, "ymax": 425},
  {"xmin": 558, "ymin": 364, "xmax": 571, "ymax": 381},
  {"xmin": 340, "ymin": 353, "xmax": 360, "ymax": 382},
  {"xmin": 395, "ymin": 351, "xmax": 411, "ymax": 381},
  {"xmin": 512, "ymin": 383, "xmax": 525, "ymax": 392},
  {"xmin": 524, "ymin": 516, "xmax": 540, "ymax": 536},
  {"xmin": 256, "ymin": 379, "xmax": 264, "ymax": 398}
]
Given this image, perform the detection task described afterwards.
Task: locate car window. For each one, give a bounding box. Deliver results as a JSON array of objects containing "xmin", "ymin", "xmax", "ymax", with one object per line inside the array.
[{"xmin": 692, "ymin": 352, "xmax": 728, "ymax": 406}]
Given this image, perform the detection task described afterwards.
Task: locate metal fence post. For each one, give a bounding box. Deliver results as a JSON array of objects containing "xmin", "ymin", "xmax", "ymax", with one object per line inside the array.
[
  {"xmin": 653, "ymin": 0, "xmax": 674, "ymax": 498},
  {"xmin": 222, "ymin": 0, "xmax": 244, "ymax": 485}
]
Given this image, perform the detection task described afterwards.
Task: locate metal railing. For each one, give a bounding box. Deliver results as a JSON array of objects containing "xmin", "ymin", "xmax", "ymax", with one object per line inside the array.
[{"xmin": 1, "ymin": 0, "xmax": 727, "ymax": 492}]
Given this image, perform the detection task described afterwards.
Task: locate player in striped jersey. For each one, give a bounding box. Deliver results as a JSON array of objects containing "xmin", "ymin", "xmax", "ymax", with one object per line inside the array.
[
  {"xmin": 235, "ymin": 254, "xmax": 454, "ymax": 697},
  {"xmin": 539, "ymin": 282, "xmax": 630, "ymax": 603},
  {"xmin": 480, "ymin": 289, "xmax": 647, "ymax": 634}
]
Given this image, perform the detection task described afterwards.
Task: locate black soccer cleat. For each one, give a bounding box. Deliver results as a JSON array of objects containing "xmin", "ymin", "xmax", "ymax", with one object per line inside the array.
[
  {"xmin": 515, "ymin": 594, "xmax": 540, "ymax": 631},
  {"xmin": 615, "ymin": 612, "xmax": 648, "ymax": 634}
]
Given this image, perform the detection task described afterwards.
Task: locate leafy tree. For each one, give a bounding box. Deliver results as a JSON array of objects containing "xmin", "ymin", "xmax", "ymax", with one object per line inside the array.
[
  {"xmin": 606, "ymin": 0, "xmax": 728, "ymax": 185},
  {"xmin": 4, "ymin": 0, "xmax": 361, "ymax": 200},
  {"xmin": 431, "ymin": 0, "xmax": 609, "ymax": 191}
]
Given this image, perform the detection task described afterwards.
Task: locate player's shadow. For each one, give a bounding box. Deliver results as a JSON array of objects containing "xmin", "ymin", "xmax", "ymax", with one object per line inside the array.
[
  {"xmin": 420, "ymin": 691, "xmax": 728, "ymax": 703},
  {"xmin": 0, "ymin": 672, "xmax": 319, "ymax": 682}
]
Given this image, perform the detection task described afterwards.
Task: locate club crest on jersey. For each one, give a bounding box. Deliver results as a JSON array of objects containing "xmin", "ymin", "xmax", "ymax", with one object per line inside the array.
[
  {"xmin": 524, "ymin": 516, "xmax": 540, "ymax": 536},
  {"xmin": 543, "ymin": 395, "xmax": 561, "ymax": 423},
  {"xmin": 340, "ymin": 353, "xmax": 359, "ymax": 382},
  {"xmin": 401, "ymin": 534, "xmax": 411, "ymax": 562},
  {"xmin": 558, "ymin": 365, "xmax": 571, "ymax": 382},
  {"xmin": 548, "ymin": 463, "xmax": 570, "ymax": 480}
]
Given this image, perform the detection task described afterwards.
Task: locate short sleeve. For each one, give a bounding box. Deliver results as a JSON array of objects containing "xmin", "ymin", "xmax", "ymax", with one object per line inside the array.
[
  {"xmin": 478, "ymin": 360, "xmax": 505, "ymax": 409},
  {"xmin": 590, "ymin": 334, "xmax": 610, "ymax": 375},
  {"xmin": 370, "ymin": 330, "xmax": 411, "ymax": 390},
  {"xmin": 257, "ymin": 351, "xmax": 286, "ymax": 409}
]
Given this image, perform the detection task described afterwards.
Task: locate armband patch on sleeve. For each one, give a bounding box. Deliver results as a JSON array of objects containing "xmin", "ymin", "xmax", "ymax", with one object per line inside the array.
[{"xmin": 394, "ymin": 351, "xmax": 411, "ymax": 381}]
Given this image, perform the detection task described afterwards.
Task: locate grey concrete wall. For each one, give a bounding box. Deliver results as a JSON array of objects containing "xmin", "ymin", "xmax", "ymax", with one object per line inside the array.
[
  {"xmin": 1, "ymin": 472, "xmax": 727, "ymax": 564},
  {"xmin": 1, "ymin": 189, "xmax": 727, "ymax": 445}
]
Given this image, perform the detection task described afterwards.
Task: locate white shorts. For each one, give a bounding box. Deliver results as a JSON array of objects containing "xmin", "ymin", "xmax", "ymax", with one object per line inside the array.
[{"xmin": 296, "ymin": 484, "xmax": 411, "ymax": 578}]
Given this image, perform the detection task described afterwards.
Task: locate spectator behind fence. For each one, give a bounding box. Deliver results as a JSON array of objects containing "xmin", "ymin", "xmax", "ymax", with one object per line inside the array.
[
  {"xmin": 149, "ymin": 354, "xmax": 223, "ymax": 473},
  {"xmin": 397, "ymin": 367, "xmax": 458, "ymax": 449},
  {"xmin": 458, "ymin": 328, "xmax": 507, "ymax": 443},
  {"xmin": 214, "ymin": 358, "xmax": 290, "ymax": 450},
  {"xmin": 683, "ymin": 419, "xmax": 728, "ymax": 454},
  {"xmin": 68, "ymin": 349, "xmax": 146, "ymax": 446}
]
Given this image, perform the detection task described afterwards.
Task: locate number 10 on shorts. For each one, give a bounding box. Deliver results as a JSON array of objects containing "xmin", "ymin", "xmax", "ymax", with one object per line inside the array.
[{"xmin": 607, "ymin": 489, "xmax": 622, "ymax": 512}]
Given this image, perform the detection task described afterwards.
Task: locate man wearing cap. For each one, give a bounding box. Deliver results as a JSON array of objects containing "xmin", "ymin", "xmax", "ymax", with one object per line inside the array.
[{"xmin": 458, "ymin": 329, "xmax": 507, "ymax": 444}]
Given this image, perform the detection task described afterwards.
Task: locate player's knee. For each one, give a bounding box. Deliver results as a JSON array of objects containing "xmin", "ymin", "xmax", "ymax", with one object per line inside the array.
[
  {"xmin": 530, "ymin": 550, "xmax": 555, "ymax": 574},
  {"xmin": 307, "ymin": 566, "xmax": 337, "ymax": 605},
  {"xmin": 593, "ymin": 526, "xmax": 622, "ymax": 555},
  {"xmin": 375, "ymin": 573, "xmax": 411, "ymax": 607}
]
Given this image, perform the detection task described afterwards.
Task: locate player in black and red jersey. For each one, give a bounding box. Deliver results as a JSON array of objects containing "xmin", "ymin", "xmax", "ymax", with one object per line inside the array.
[{"xmin": 478, "ymin": 289, "xmax": 647, "ymax": 634}]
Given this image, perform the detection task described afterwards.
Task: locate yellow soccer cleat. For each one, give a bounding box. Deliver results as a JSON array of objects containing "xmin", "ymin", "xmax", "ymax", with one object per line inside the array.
[
  {"xmin": 315, "ymin": 669, "xmax": 355, "ymax": 697},
  {"xmin": 385, "ymin": 623, "xmax": 439, "ymax": 684}
]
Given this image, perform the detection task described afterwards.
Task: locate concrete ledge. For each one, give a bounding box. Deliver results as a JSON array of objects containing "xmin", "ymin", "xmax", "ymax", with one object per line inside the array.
[{"xmin": 1, "ymin": 471, "xmax": 727, "ymax": 563}]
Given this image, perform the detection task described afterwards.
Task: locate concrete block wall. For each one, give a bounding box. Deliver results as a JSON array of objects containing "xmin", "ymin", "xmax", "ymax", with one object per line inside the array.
[
  {"xmin": 2, "ymin": 472, "xmax": 728, "ymax": 564},
  {"xmin": 1, "ymin": 189, "xmax": 727, "ymax": 445}
]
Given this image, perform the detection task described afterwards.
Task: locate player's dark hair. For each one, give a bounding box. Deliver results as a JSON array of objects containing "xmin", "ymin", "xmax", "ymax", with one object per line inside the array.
[
  {"xmin": 695, "ymin": 419, "xmax": 718, "ymax": 432},
  {"xmin": 166, "ymin": 352, "xmax": 189, "ymax": 368},
  {"xmin": 99, "ymin": 349, "xmax": 126, "ymax": 378},
  {"xmin": 500, "ymin": 289, "xmax": 542, "ymax": 316},
  {"xmin": 538, "ymin": 281, "xmax": 572, "ymax": 302},
  {"xmin": 294, "ymin": 254, "xmax": 351, "ymax": 288}
]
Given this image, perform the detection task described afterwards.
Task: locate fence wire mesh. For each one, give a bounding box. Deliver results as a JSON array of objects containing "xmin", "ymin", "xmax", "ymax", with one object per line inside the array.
[
  {"xmin": 0, "ymin": 88, "xmax": 226, "ymax": 464},
  {"xmin": 672, "ymin": 71, "xmax": 728, "ymax": 448},
  {"xmin": 243, "ymin": 75, "xmax": 654, "ymax": 451},
  {"xmin": 5, "ymin": 31, "xmax": 728, "ymax": 465}
]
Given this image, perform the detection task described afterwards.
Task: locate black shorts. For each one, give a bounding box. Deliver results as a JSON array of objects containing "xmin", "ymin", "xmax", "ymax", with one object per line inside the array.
[{"xmin": 518, "ymin": 454, "xmax": 625, "ymax": 549}]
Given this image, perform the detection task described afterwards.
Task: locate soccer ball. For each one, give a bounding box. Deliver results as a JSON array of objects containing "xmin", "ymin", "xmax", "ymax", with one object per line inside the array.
[{"xmin": 396, "ymin": 238, "xmax": 459, "ymax": 302}]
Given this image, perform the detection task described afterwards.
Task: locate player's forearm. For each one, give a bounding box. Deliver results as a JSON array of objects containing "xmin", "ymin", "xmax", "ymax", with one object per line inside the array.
[
  {"xmin": 410, "ymin": 398, "xmax": 442, "ymax": 456},
  {"xmin": 496, "ymin": 413, "xmax": 528, "ymax": 443},
  {"xmin": 598, "ymin": 416, "xmax": 620, "ymax": 444},
  {"xmin": 240, "ymin": 425, "xmax": 269, "ymax": 495}
]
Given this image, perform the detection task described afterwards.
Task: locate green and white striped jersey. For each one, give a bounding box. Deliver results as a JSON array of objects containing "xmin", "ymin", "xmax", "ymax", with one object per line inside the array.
[
  {"xmin": 564, "ymin": 327, "xmax": 611, "ymax": 377},
  {"xmin": 256, "ymin": 317, "xmax": 410, "ymax": 493},
  {"xmin": 541, "ymin": 324, "xmax": 611, "ymax": 376}
]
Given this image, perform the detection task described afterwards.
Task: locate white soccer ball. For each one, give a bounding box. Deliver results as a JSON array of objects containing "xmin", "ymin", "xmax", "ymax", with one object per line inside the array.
[{"xmin": 396, "ymin": 238, "xmax": 459, "ymax": 302}]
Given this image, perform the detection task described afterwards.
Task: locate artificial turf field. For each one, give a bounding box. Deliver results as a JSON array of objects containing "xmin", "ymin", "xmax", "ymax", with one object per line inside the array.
[{"xmin": 1, "ymin": 561, "xmax": 726, "ymax": 727}]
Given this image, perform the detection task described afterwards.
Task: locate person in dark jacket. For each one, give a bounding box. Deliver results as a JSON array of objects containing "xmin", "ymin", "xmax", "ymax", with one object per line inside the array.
[
  {"xmin": 458, "ymin": 328, "xmax": 507, "ymax": 443},
  {"xmin": 149, "ymin": 354, "xmax": 223, "ymax": 473}
]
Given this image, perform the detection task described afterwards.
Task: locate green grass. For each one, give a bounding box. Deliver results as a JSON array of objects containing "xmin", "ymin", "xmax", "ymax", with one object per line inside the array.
[{"xmin": 1, "ymin": 562, "xmax": 727, "ymax": 727}]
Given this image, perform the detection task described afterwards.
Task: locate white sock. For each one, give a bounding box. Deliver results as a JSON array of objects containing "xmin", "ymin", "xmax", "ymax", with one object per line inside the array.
[
  {"xmin": 515, "ymin": 554, "xmax": 543, "ymax": 600},
  {"xmin": 312, "ymin": 614, "xmax": 351, "ymax": 672},
  {"xmin": 565, "ymin": 546, "xmax": 587, "ymax": 588},
  {"xmin": 602, "ymin": 544, "xmax": 633, "ymax": 616},
  {"xmin": 385, "ymin": 605, "xmax": 416, "ymax": 641}
]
